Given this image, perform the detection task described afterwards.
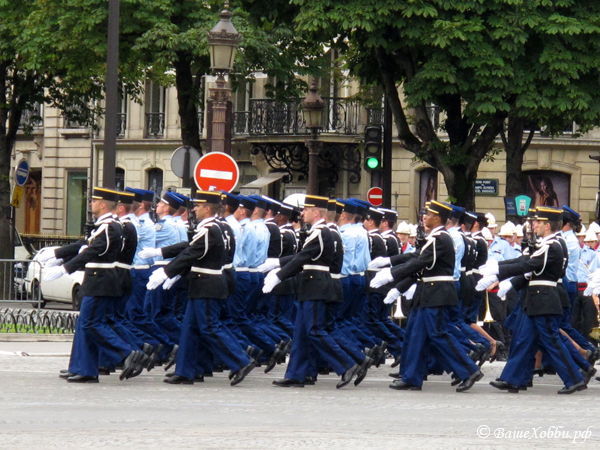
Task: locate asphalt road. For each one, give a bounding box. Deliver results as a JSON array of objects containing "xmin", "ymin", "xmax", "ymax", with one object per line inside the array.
[{"xmin": 0, "ymin": 340, "xmax": 598, "ymax": 449}]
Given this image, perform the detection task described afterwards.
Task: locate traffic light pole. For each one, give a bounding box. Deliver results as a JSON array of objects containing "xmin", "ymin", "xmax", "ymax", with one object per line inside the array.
[{"xmin": 382, "ymin": 96, "xmax": 393, "ymax": 208}]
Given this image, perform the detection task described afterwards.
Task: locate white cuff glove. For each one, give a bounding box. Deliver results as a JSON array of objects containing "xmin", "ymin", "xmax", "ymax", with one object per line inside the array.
[
  {"xmin": 45, "ymin": 258, "xmax": 64, "ymax": 268},
  {"xmin": 43, "ymin": 266, "xmax": 67, "ymax": 282},
  {"xmin": 588, "ymin": 269, "xmax": 600, "ymax": 285},
  {"xmin": 370, "ymin": 268, "xmax": 394, "ymax": 289},
  {"xmin": 383, "ymin": 288, "xmax": 400, "ymax": 304},
  {"xmin": 476, "ymin": 275, "xmax": 498, "ymax": 291},
  {"xmin": 139, "ymin": 248, "xmax": 163, "ymax": 260},
  {"xmin": 403, "ymin": 284, "xmax": 417, "ymax": 300},
  {"xmin": 479, "ymin": 259, "xmax": 499, "ymax": 277},
  {"xmin": 258, "ymin": 258, "xmax": 280, "ymax": 273},
  {"xmin": 147, "ymin": 268, "xmax": 168, "ymax": 290},
  {"xmin": 163, "ymin": 274, "xmax": 182, "ymax": 290},
  {"xmin": 368, "ymin": 256, "xmax": 391, "ymax": 270},
  {"xmin": 497, "ymin": 279, "xmax": 513, "ymax": 299},
  {"xmin": 262, "ymin": 269, "xmax": 281, "ymax": 294},
  {"xmin": 37, "ymin": 248, "xmax": 56, "ymax": 264}
]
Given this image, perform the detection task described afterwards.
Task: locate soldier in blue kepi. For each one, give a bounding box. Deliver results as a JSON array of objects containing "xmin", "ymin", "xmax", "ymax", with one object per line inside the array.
[{"xmin": 148, "ymin": 191, "xmax": 256, "ymax": 385}]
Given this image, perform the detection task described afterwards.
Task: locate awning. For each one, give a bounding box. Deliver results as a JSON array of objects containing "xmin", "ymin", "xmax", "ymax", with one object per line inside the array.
[{"xmin": 241, "ymin": 172, "xmax": 287, "ymax": 189}]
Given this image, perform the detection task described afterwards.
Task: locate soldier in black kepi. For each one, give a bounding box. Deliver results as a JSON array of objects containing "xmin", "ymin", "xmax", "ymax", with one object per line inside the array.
[
  {"xmin": 263, "ymin": 195, "xmax": 371, "ymax": 389},
  {"xmin": 47, "ymin": 187, "xmax": 143, "ymax": 383},
  {"xmin": 148, "ymin": 190, "xmax": 256, "ymax": 386}
]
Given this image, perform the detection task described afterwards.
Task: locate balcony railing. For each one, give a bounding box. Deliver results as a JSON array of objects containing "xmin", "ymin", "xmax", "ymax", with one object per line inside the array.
[
  {"xmin": 145, "ymin": 112, "xmax": 165, "ymax": 138},
  {"xmin": 19, "ymin": 104, "xmax": 43, "ymax": 129}
]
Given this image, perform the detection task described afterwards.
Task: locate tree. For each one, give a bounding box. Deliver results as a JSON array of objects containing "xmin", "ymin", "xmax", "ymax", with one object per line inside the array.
[{"xmin": 293, "ymin": 0, "xmax": 600, "ymax": 209}]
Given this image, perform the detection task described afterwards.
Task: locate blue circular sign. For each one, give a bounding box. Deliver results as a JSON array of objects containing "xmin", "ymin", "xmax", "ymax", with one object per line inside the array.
[{"xmin": 15, "ymin": 159, "xmax": 29, "ymax": 186}]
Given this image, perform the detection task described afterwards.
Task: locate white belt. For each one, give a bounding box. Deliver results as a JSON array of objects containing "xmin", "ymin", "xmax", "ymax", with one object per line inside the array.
[
  {"xmin": 331, "ymin": 273, "xmax": 342, "ymax": 279},
  {"xmin": 153, "ymin": 260, "xmax": 169, "ymax": 266},
  {"xmin": 465, "ymin": 270, "xmax": 474, "ymax": 276},
  {"xmin": 191, "ymin": 267, "xmax": 222, "ymax": 275},
  {"xmin": 422, "ymin": 276, "xmax": 455, "ymax": 283},
  {"xmin": 471, "ymin": 269, "xmax": 480, "ymax": 275},
  {"xmin": 133, "ymin": 264, "xmax": 151, "ymax": 270},
  {"xmin": 85, "ymin": 263, "xmax": 116, "ymax": 269},
  {"xmin": 367, "ymin": 268, "xmax": 381, "ymax": 272},
  {"xmin": 249, "ymin": 268, "xmax": 259, "ymax": 273},
  {"xmin": 223, "ymin": 264, "xmax": 233, "ymax": 270},
  {"xmin": 350, "ymin": 272, "xmax": 365, "ymax": 276},
  {"xmin": 530, "ymin": 280, "xmax": 557, "ymax": 287},
  {"xmin": 460, "ymin": 267, "xmax": 466, "ymax": 272},
  {"xmin": 557, "ymin": 279, "xmax": 563, "ymax": 284},
  {"xmin": 303, "ymin": 265, "xmax": 330, "ymax": 272},
  {"xmin": 236, "ymin": 267, "xmax": 250, "ymax": 272},
  {"xmin": 115, "ymin": 262, "xmax": 132, "ymax": 270}
]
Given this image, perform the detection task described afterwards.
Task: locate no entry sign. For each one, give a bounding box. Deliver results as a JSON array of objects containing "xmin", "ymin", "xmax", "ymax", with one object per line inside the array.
[
  {"xmin": 194, "ymin": 152, "xmax": 240, "ymax": 192},
  {"xmin": 367, "ymin": 187, "xmax": 383, "ymax": 206}
]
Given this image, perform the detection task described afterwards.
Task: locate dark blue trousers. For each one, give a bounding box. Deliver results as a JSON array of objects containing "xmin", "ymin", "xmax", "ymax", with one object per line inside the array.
[
  {"xmin": 560, "ymin": 282, "xmax": 595, "ymax": 352},
  {"xmin": 175, "ymin": 298, "xmax": 250, "ymax": 379},
  {"xmin": 68, "ymin": 296, "xmax": 132, "ymax": 377},
  {"xmin": 144, "ymin": 267, "xmax": 181, "ymax": 344},
  {"xmin": 500, "ymin": 314, "xmax": 583, "ymax": 388}
]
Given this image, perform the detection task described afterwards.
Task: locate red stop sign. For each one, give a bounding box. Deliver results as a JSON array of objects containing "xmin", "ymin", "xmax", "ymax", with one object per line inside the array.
[
  {"xmin": 367, "ymin": 187, "xmax": 383, "ymax": 206},
  {"xmin": 194, "ymin": 152, "xmax": 240, "ymax": 192}
]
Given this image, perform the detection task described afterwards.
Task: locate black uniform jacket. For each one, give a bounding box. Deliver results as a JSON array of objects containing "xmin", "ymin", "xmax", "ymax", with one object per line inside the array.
[
  {"xmin": 366, "ymin": 229, "xmax": 392, "ymax": 295},
  {"xmin": 277, "ymin": 218, "xmax": 337, "ymax": 302},
  {"xmin": 272, "ymin": 223, "xmax": 299, "ymax": 296},
  {"xmin": 217, "ymin": 217, "xmax": 237, "ymax": 296},
  {"xmin": 60, "ymin": 212, "xmax": 123, "ymax": 298},
  {"xmin": 164, "ymin": 216, "xmax": 228, "ymax": 300},
  {"xmin": 381, "ymin": 230, "xmax": 400, "ymax": 257},
  {"xmin": 498, "ymin": 232, "xmax": 564, "ymax": 316},
  {"xmin": 390, "ymin": 225, "xmax": 458, "ymax": 309},
  {"xmin": 265, "ymin": 218, "xmax": 283, "ymax": 258}
]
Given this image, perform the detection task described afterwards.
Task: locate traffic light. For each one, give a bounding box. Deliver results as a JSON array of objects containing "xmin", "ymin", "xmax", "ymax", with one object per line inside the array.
[{"xmin": 364, "ymin": 125, "xmax": 383, "ymax": 172}]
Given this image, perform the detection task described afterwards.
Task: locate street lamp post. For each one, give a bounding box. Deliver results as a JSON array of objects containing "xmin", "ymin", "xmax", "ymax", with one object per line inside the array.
[
  {"xmin": 301, "ymin": 82, "xmax": 325, "ymax": 196},
  {"xmin": 206, "ymin": 1, "xmax": 241, "ymax": 155}
]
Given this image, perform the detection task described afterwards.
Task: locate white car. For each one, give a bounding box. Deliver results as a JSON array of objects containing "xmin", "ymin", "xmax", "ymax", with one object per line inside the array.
[{"xmin": 26, "ymin": 246, "xmax": 84, "ymax": 311}]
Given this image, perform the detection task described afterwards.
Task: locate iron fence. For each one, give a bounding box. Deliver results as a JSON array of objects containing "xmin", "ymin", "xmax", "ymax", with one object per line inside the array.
[
  {"xmin": 20, "ymin": 235, "xmax": 84, "ymax": 255},
  {"xmin": 0, "ymin": 259, "xmax": 43, "ymax": 308},
  {"xmin": 0, "ymin": 308, "xmax": 77, "ymax": 334}
]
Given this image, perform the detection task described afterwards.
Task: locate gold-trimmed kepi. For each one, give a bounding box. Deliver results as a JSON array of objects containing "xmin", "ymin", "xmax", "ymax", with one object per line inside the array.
[
  {"xmin": 303, "ymin": 195, "xmax": 329, "ymax": 209},
  {"xmin": 535, "ymin": 206, "xmax": 563, "ymax": 222},
  {"xmin": 194, "ymin": 190, "xmax": 222, "ymax": 203},
  {"xmin": 427, "ymin": 200, "xmax": 452, "ymax": 220},
  {"xmin": 92, "ymin": 187, "xmax": 120, "ymax": 202},
  {"xmin": 118, "ymin": 191, "xmax": 135, "ymax": 204}
]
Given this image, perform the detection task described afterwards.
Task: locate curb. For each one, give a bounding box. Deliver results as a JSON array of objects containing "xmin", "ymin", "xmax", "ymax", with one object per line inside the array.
[{"xmin": 0, "ymin": 334, "xmax": 74, "ymax": 342}]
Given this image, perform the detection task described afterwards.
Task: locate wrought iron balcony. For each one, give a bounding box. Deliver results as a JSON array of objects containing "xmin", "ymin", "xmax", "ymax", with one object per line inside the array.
[
  {"xmin": 19, "ymin": 103, "xmax": 43, "ymax": 130},
  {"xmin": 233, "ymin": 111, "xmax": 250, "ymax": 135},
  {"xmin": 242, "ymin": 98, "xmax": 362, "ymax": 136},
  {"xmin": 145, "ymin": 112, "xmax": 165, "ymax": 138},
  {"xmin": 117, "ymin": 113, "xmax": 127, "ymax": 138}
]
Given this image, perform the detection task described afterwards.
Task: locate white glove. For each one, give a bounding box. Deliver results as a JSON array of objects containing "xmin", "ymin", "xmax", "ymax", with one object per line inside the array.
[
  {"xmin": 383, "ymin": 288, "xmax": 400, "ymax": 304},
  {"xmin": 368, "ymin": 256, "xmax": 391, "ymax": 270},
  {"xmin": 370, "ymin": 268, "xmax": 394, "ymax": 289},
  {"xmin": 45, "ymin": 258, "xmax": 64, "ymax": 268},
  {"xmin": 588, "ymin": 269, "xmax": 600, "ymax": 285},
  {"xmin": 163, "ymin": 275, "xmax": 182, "ymax": 290},
  {"xmin": 78, "ymin": 245, "xmax": 88, "ymax": 254},
  {"xmin": 476, "ymin": 275, "xmax": 498, "ymax": 291},
  {"xmin": 37, "ymin": 248, "xmax": 56, "ymax": 264},
  {"xmin": 403, "ymin": 284, "xmax": 417, "ymax": 300},
  {"xmin": 139, "ymin": 248, "xmax": 163, "ymax": 260},
  {"xmin": 262, "ymin": 269, "xmax": 281, "ymax": 293},
  {"xmin": 479, "ymin": 259, "xmax": 499, "ymax": 277},
  {"xmin": 258, "ymin": 258, "xmax": 280, "ymax": 273},
  {"xmin": 147, "ymin": 268, "xmax": 168, "ymax": 290},
  {"xmin": 43, "ymin": 266, "xmax": 67, "ymax": 282},
  {"xmin": 497, "ymin": 279, "xmax": 513, "ymax": 299}
]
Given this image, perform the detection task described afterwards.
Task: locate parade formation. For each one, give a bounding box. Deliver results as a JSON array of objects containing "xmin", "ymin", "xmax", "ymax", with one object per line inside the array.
[{"xmin": 36, "ymin": 186, "xmax": 600, "ymax": 395}]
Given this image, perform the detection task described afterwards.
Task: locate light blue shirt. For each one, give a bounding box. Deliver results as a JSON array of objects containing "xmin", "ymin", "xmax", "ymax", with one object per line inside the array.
[
  {"xmin": 173, "ymin": 216, "xmax": 189, "ymax": 242},
  {"xmin": 447, "ymin": 226, "xmax": 464, "ymax": 280},
  {"xmin": 562, "ymin": 229, "xmax": 580, "ymax": 282},
  {"xmin": 132, "ymin": 212, "xmax": 156, "ymax": 266},
  {"xmin": 154, "ymin": 215, "xmax": 180, "ymax": 262},
  {"xmin": 339, "ymin": 223, "xmax": 356, "ymax": 276},
  {"xmin": 225, "ymin": 214, "xmax": 242, "ymax": 242},
  {"xmin": 236, "ymin": 218, "xmax": 269, "ymax": 268},
  {"xmin": 578, "ymin": 245, "xmax": 595, "ymax": 283},
  {"xmin": 353, "ymin": 223, "xmax": 370, "ymax": 273},
  {"xmin": 233, "ymin": 218, "xmax": 251, "ymax": 268}
]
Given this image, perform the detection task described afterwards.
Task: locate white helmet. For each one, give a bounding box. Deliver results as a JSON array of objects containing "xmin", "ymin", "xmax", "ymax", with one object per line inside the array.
[
  {"xmin": 498, "ymin": 222, "xmax": 516, "ymax": 237},
  {"xmin": 396, "ymin": 221, "xmax": 411, "ymax": 234},
  {"xmin": 485, "ymin": 212, "xmax": 497, "ymax": 229},
  {"xmin": 584, "ymin": 229, "xmax": 598, "ymax": 242},
  {"xmin": 409, "ymin": 224, "xmax": 417, "ymax": 237},
  {"xmin": 515, "ymin": 224, "xmax": 524, "ymax": 238},
  {"xmin": 482, "ymin": 227, "xmax": 493, "ymax": 241},
  {"xmin": 589, "ymin": 222, "xmax": 600, "ymax": 235},
  {"xmin": 576, "ymin": 224, "xmax": 587, "ymax": 237}
]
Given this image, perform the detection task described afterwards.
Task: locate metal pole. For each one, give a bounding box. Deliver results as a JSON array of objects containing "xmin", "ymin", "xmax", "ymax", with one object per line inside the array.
[
  {"xmin": 307, "ymin": 130, "xmax": 320, "ymax": 195},
  {"xmin": 183, "ymin": 146, "xmax": 191, "ymax": 189},
  {"xmin": 382, "ymin": 96, "xmax": 392, "ymax": 208},
  {"xmin": 102, "ymin": 0, "xmax": 120, "ymax": 189}
]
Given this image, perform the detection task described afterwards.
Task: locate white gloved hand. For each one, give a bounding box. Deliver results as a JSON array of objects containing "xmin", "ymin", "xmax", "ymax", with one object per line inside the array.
[
  {"xmin": 43, "ymin": 265, "xmax": 67, "ymax": 282},
  {"xmin": 163, "ymin": 274, "xmax": 182, "ymax": 290},
  {"xmin": 403, "ymin": 284, "xmax": 417, "ymax": 300},
  {"xmin": 588, "ymin": 269, "xmax": 600, "ymax": 285},
  {"xmin": 368, "ymin": 256, "xmax": 391, "ymax": 270},
  {"xmin": 370, "ymin": 268, "xmax": 394, "ymax": 289},
  {"xmin": 37, "ymin": 248, "xmax": 56, "ymax": 264},
  {"xmin": 497, "ymin": 279, "xmax": 513, "ymax": 299},
  {"xmin": 383, "ymin": 288, "xmax": 400, "ymax": 304},
  {"xmin": 139, "ymin": 248, "xmax": 163, "ymax": 260},
  {"xmin": 479, "ymin": 259, "xmax": 499, "ymax": 277},
  {"xmin": 78, "ymin": 245, "xmax": 88, "ymax": 254},
  {"xmin": 146, "ymin": 268, "xmax": 168, "ymax": 290},
  {"xmin": 476, "ymin": 275, "xmax": 498, "ymax": 291},
  {"xmin": 262, "ymin": 269, "xmax": 281, "ymax": 294},
  {"xmin": 45, "ymin": 258, "xmax": 64, "ymax": 268},
  {"xmin": 258, "ymin": 258, "xmax": 280, "ymax": 273}
]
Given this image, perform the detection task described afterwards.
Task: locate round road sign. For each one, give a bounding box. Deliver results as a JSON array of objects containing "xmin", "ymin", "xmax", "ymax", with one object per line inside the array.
[
  {"xmin": 367, "ymin": 186, "xmax": 383, "ymax": 206},
  {"xmin": 194, "ymin": 152, "xmax": 240, "ymax": 192},
  {"xmin": 15, "ymin": 159, "xmax": 29, "ymax": 187},
  {"xmin": 170, "ymin": 146, "xmax": 201, "ymax": 178}
]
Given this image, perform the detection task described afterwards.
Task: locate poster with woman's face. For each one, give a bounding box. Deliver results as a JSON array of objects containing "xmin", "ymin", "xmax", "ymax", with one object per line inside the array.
[
  {"xmin": 524, "ymin": 170, "xmax": 570, "ymax": 209},
  {"xmin": 419, "ymin": 168, "xmax": 438, "ymax": 210}
]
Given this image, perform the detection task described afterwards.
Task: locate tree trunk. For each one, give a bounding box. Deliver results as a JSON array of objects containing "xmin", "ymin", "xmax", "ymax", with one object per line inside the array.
[
  {"xmin": 173, "ymin": 52, "xmax": 202, "ymax": 153},
  {"xmin": 502, "ymin": 114, "xmax": 534, "ymax": 198}
]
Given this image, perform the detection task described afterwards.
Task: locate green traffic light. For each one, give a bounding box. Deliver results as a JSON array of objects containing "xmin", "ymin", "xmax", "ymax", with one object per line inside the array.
[{"xmin": 366, "ymin": 157, "xmax": 380, "ymax": 169}]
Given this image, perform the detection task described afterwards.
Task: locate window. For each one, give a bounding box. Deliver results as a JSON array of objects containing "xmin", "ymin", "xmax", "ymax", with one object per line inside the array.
[
  {"xmin": 66, "ymin": 171, "xmax": 88, "ymax": 236},
  {"xmin": 147, "ymin": 168, "xmax": 163, "ymax": 200},
  {"xmin": 115, "ymin": 168, "xmax": 125, "ymax": 191},
  {"xmin": 145, "ymin": 80, "xmax": 166, "ymax": 137},
  {"xmin": 117, "ymin": 90, "xmax": 127, "ymax": 138}
]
